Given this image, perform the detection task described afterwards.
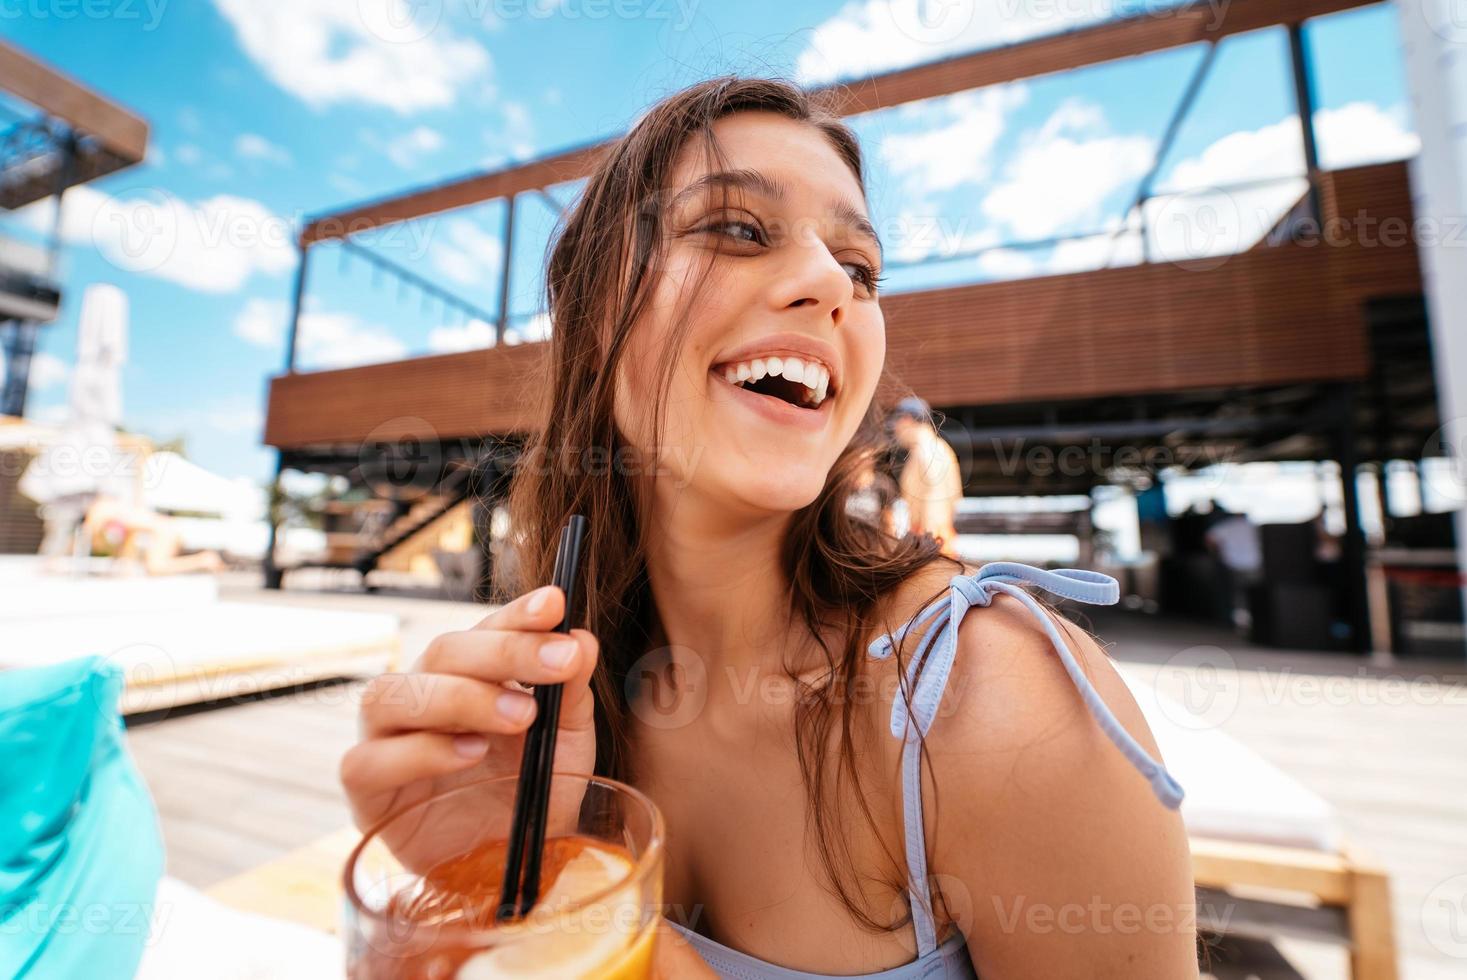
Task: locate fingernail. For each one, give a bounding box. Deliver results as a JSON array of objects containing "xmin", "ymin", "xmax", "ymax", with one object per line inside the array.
[
  {"xmin": 527, "ymin": 586, "xmax": 553, "ymax": 615},
  {"xmin": 539, "ymin": 638, "xmax": 577, "ymax": 669},
  {"xmin": 497, "ymin": 692, "xmax": 535, "ymax": 723},
  {"xmin": 453, "ymin": 734, "xmax": 489, "ymax": 758}
]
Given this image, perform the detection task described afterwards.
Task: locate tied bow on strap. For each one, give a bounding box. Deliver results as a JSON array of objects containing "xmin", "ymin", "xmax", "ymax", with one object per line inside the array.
[{"xmin": 867, "ymin": 561, "xmax": 1184, "ymax": 809}]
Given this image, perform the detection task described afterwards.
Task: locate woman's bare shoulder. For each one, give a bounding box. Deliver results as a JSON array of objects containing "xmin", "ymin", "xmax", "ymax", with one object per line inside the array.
[{"xmin": 866, "ymin": 556, "xmax": 969, "ymax": 644}]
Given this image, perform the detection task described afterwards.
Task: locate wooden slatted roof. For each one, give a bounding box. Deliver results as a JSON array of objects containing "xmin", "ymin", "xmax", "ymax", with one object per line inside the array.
[{"xmin": 298, "ymin": 0, "xmax": 1378, "ymax": 245}]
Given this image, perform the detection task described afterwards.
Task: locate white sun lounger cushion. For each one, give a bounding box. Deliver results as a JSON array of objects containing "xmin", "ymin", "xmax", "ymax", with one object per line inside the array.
[
  {"xmin": 136, "ymin": 876, "xmax": 342, "ymax": 980},
  {"xmin": 1119, "ymin": 669, "xmax": 1345, "ymax": 853},
  {"xmin": 0, "ymin": 601, "xmax": 397, "ymax": 677}
]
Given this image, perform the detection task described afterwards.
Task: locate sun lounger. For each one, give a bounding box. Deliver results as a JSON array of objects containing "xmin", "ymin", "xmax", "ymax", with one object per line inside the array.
[
  {"xmin": 1122, "ymin": 671, "xmax": 1399, "ymax": 980},
  {"xmin": 139, "ymin": 876, "xmax": 343, "ymax": 979},
  {"xmin": 0, "ymin": 562, "xmax": 399, "ymax": 712}
]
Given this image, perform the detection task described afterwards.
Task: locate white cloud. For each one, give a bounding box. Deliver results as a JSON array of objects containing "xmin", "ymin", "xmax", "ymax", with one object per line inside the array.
[
  {"xmin": 204, "ymin": 401, "xmax": 265, "ymax": 434},
  {"xmin": 0, "ymin": 350, "xmax": 68, "ymax": 398},
  {"xmin": 428, "ymin": 318, "xmax": 495, "ymax": 353},
  {"xmin": 235, "ymin": 133, "xmax": 293, "ymax": 166},
  {"xmin": 1139, "ymin": 102, "xmax": 1418, "ymax": 265},
  {"xmin": 328, "ymin": 172, "xmax": 368, "ymax": 197},
  {"xmin": 29, "ymin": 352, "xmax": 70, "ymax": 391},
  {"xmin": 982, "ymin": 100, "xmax": 1154, "ymax": 240},
  {"xmin": 486, "ymin": 100, "xmax": 536, "ymax": 162},
  {"xmin": 1315, "ymin": 102, "xmax": 1419, "ymax": 168},
  {"xmin": 380, "ymin": 125, "xmax": 445, "ymax": 169},
  {"xmin": 234, "ymin": 297, "xmax": 406, "ymax": 369},
  {"xmin": 1049, "ymin": 219, "xmax": 1144, "ymax": 274},
  {"xmin": 233, "ymin": 297, "xmax": 288, "ymax": 347},
  {"xmin": 28, "ymin": 402, "xmax": 69, "ymax": 425},
  {"xmin": 212, "ymin": 0, "xmax": 490, "ymax": 113},
  {"xmin": 297, "ymin": 309, "xmax": 407, "ymax": 368},
  {"xmin": 1160, "ymin": 101, "xmax": 1419, "ymax": 192},
  {"xmin": 431, "ymin": 217, "xmax": 504, "ymax": 287},
  {"xmin": 17, "ymin": 185, "xmax": 294, "ymax": 294},
  {"xmin": 976, "ymin": 246, "xmax": 1039, "ymax": 279},
  {"xmin": 880, "ymin": 86, "xmax": 1026, "ymax": 195},
  {"xmin": 797, "ymin": 0, "xmax": 1119, "ymax": 85}
]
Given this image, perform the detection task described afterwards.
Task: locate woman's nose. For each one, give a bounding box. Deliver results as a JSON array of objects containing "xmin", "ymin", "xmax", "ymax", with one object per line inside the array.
[{"xmin": 772, "ymin": 233, "xmax": 855, "ymax": 316}]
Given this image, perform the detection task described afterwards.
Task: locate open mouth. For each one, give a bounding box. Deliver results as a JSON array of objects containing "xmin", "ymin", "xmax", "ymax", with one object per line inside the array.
[{"xmin": 711, "ymin": 355, "xmax": 834, "ymax": 411}]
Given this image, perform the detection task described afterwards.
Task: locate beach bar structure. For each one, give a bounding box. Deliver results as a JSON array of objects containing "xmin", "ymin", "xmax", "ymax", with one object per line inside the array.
[
  {"xmin": 0, "ymin": 37, "xmax": 149, "ymax": 419},
  {"xmin": 260, "ymin": 0, "xmax": 1459, "ymax": 655}
]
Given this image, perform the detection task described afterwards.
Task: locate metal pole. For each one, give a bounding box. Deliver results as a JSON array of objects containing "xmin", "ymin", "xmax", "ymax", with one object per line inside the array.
[
  {"xmin": 1334, "ymin": 385, "xmax": 1372, "ymax": 652},
  {"xmin": 282, "ymin": 242, "xmax": 311, "ymax": 373},
  {"xmin": 263, "ymin": 243, "xmax": 312, "ymax": 587},
  {"xmin": 497, "ymin": 194, "xmax": 516, "ymax": 344},
  {"xmin": 47, "ymin": 130, "xmax": 78, "ymax": 280},
  {"xmin": 1287, "ymin": 22, "xmax": 1324, "ymax": 229}
]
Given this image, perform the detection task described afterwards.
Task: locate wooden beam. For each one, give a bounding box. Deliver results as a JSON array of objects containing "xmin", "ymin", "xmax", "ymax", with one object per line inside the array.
[
  {"xmin": 0, "ymin": 37, "xmax": 147, "ymax": 162},
  {"xmin": 821, "ymin": 0, "xmax": 1376, "ymax": 116},
  {"xmin": 299, "ymin": 140, "xmax": 607, "ymax": 245},
  {"xmin": 296, "ymin": 0, "xmax": 1378, "ymax": 241}
]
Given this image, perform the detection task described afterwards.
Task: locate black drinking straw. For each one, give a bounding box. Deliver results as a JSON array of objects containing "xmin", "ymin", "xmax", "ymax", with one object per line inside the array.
[
  {"xmin": 517, "ymin": 513, "xmax": 588, "ymax": 916},
  {"xmin": 495, "ymin": 514, "xmax": 588, "ymax": 922}
]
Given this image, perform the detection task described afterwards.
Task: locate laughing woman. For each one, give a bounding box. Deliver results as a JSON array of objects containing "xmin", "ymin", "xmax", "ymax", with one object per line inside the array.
[{"xmin": 341, "ymin": 77, "xmax": 1198, "ymax": 979}]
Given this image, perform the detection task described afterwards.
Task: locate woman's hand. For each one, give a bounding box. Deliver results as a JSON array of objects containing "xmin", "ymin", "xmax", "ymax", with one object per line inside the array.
[{"xmin": 340, "ymin": 584, "xmax": 599, "ymax": 864}]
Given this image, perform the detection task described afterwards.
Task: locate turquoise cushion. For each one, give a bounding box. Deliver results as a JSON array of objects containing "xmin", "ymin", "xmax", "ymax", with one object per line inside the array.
[{"xmin": 0, "ymin": 656, "xmax": 163, "ymax": 978}]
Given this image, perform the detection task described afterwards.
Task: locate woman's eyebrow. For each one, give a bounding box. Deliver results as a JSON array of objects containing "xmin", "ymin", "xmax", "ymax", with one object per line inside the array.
[{"xmin": 671, "ymin": 168, "xmax": 883, "ymax": 260}]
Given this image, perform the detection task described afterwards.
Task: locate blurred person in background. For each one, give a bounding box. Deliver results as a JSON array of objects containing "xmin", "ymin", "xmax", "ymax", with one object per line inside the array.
[
  {"xmin": 1204, "ymin": 506, "xmax": 1262, "ymax": 629},
  {"xmin": 83, "ymin": 494, "xmax": 225, "ymax": 577},
  {"xmin": 846, "ymin": 450, "xmax": 898, "ymax": 535},
  {"xmin": 888, "ymin": 396, "xmax": 962, "ymax": 558}
]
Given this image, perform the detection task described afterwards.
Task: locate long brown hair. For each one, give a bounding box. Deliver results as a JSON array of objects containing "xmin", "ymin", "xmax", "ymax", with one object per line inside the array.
[{"xmin": 498, "ymin": 75, "xmax": 959, "ymax": 934}]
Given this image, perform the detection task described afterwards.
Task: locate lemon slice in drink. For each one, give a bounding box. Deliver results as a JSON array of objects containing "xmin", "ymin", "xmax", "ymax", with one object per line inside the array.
[{"xmin": 456, "ymin": 844, "xmax": 642, "ymax": 980}]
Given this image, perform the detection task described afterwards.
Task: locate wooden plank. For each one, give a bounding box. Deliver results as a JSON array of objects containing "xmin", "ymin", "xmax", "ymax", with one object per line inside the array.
[
  {"xmin": 0, "ymin": 36, "xmax": 147, "ymax": 160},
  {"xmin": 1346, "ymin": 849, "xmax": 1400, "ymax": 980},
  {"xmin": 206, "ymin": 826, "xmax": 360, "ymax": 934},
  {"xmin": 1190, "ymin": 836, "xmax": 1353, "ymax": 906},
  {"xmin": 823, "ymin": 0, "xmax": 1378, "ymax": 116},
  {"xmin": 296, "ymin": 0, "xmax": 1379, "ymax": 240},
  {"xmin": 300, "ymin": 141, "xmax": 606, "ymax": 245}
]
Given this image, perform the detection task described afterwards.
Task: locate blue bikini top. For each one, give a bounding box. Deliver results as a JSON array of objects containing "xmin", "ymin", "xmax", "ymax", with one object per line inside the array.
[{"xmin": 666, "ymin": 561, "xmax": 1185, "ymax": 979}]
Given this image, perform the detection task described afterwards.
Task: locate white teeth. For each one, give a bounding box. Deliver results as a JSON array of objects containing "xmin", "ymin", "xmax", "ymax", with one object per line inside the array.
[{"xmin": 715, "ymin": 353, "xmax": 835, "ymax": 408}]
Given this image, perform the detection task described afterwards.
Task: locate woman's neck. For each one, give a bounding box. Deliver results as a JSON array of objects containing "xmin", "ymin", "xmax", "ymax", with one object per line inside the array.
[{"xmin": 642, "ymin": 488, "xmax": 805, "ymax": 679}]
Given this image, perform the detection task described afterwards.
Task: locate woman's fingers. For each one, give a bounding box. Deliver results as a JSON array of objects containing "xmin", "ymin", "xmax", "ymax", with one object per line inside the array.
[
  {"xmin": 360, "ymin": 673, "xmax": 538, "ymax": 737},
  {"xmin": 415, "ymin": 625, "xmax": 593, "ymax": 687},
  {"xmin": 340, "ymin": 730, "xmax": 490, "ymax": 799},
  {"xmin": 555, "ymin": 628, "xmax": 600, "ymax": 730},
  {"xmin": 473, "ymin": 584, "xmax": 565, "ymax": 633}
]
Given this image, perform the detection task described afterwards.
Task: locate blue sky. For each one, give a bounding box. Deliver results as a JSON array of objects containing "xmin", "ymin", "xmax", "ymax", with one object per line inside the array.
[{"xmin": 0, "ymin": 0, "xmax": 1418, "ymax": 485}]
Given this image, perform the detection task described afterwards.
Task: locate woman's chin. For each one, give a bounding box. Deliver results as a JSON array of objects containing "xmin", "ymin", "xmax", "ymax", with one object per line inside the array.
[{"xmin": 721, "ymin": 468, "xmax": 827, "ymax": 515}]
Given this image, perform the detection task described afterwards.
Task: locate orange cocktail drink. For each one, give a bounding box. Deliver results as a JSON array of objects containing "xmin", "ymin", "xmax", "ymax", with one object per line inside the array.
[{"xmin": 345, "ymin": 773, "xmax": 664, "ymax": 979}]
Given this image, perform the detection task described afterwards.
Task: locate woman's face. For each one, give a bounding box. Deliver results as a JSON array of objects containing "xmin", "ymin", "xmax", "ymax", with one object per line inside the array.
[{"xmin": 614, "ymin": 111, "xmax": 886, "ymax": 521}]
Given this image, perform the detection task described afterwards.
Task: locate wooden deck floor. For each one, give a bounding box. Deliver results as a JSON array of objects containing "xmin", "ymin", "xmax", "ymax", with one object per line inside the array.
[{"xmin": 123, "ymin": 573, "xmax": 1467, "ymax": 979}]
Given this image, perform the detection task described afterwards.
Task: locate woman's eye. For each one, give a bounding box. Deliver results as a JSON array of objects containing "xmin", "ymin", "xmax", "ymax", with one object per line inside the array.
[
  {"xmin": 704, "ymin": 220, "xmax": 763, "ymax": 245},
  {"xmin": 842, "ymin": 261, "xmax": 885, "ymax": 292}
]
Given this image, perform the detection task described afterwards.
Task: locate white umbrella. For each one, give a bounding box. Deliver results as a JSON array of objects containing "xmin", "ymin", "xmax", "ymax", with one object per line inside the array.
[
  {"xmin": 142, "ymin": 451, "xmax": 263, "ymax": 520},
  {"xmin": 19, "ymin": 283, "xmax": 135, "ymax": 563}
]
